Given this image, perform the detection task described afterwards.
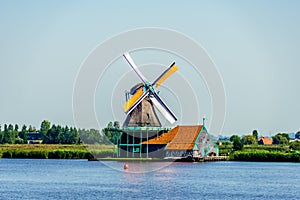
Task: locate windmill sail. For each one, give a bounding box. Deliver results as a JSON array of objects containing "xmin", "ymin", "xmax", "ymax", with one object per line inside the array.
[
  {"xmin": 123, "ymin": 88, "xmax": 149, "ymax": 114},
  {"xmin": 123, "ymin": 52, "xmax": 148, "ymax": 84},
  {"xmin": 150, "ymin": 92, "xmax": 177, "ymax": 124},
  {"xmin": 152, "ymin": 62, "xmax": 178, "ymax": 88}
]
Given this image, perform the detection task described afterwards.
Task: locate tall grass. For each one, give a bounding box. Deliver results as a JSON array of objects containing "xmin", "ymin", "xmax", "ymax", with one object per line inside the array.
[
  {"xmin": 228, "ymin": 151, "xmax": 300, "ymax": 162},
  {"xmin": 0, "ymin": 144, "xmax": 115, "ymax": 159}
]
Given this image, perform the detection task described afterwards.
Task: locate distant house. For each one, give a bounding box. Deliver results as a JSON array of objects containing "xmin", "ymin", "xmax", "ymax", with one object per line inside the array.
[
  {"xmin": 258, "ymin": 136, "xmax": 273, "ymax": 145},
  {"xmin": 142, "ymin": 125, "xmax": 218, "ymax": 159},
  {"xmin": 26, "ymin": 132, "xmax": 43, "ymax": 144}
]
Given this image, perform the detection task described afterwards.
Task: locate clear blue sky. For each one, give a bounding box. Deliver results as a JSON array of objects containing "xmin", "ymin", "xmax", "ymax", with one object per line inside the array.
[{"xmin": 0, "ymin": 1, "xmax": 299, "ymax": 136}]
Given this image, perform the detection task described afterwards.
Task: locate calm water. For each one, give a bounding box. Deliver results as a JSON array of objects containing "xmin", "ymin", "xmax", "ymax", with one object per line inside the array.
[{"xmin": 0, "ymin": 159, "xmax": 299, "ymax": 200}]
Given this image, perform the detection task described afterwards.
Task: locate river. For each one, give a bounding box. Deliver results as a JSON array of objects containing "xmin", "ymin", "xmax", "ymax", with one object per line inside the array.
[{"xmin": 0, "ymin": 159, "xmax": 299, "ymax": 199}]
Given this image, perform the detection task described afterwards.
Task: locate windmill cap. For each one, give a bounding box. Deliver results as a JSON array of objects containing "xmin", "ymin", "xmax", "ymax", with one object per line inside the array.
[{"xmin": 130, "ymin": 82, "xmax": 144, "ymax": 95}]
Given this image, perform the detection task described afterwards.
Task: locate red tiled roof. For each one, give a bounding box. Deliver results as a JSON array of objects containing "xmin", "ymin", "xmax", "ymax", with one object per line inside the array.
[
  {"xmin": 141, "ymin": 126, "xmax": 179, "ymax": 145},
  {"xmin": 142, "ymin": 125, "xmax": 203, "ymax": 150},
  {"xmin": 166, "ymin": 126, "xmax": 202, "ymax": 150}
]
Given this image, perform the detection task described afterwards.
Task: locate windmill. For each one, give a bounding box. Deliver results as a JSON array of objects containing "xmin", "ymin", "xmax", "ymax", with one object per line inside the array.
[{"xmin": 122, "ymin": 52, "xmax": 178, "ymax": 127}]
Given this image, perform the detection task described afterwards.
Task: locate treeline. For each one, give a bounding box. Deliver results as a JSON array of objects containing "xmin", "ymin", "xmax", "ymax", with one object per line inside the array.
[
  {"xmin": 0, "ymin": 120, "xmax": 118, "ymax": 145},
  {"xmin": 219, "ymin": 130, "xmax": 300, "ymax": 152},
  {"xmin": 218, "ymin": 130, "xmax": 300, "ymax": 158},
  {"xmin": 0, "ymin": 124, "xmax": 23, "ymax": 144}
]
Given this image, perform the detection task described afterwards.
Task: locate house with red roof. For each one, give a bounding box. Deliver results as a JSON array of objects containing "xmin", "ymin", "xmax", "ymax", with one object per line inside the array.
[
  {"xmin": 117, "ymin": 125, "xmax": 218, "ymax": 159},
  {"xmin": 258, "ymin": 136, "xmax": 273, "ymax": 145},
  {"xmin": 140, "ymin": 125, "xmax": 218, "ymax": 159}
]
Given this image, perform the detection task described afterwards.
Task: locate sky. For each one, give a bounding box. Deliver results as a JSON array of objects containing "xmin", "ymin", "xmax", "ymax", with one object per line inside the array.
[{"xmin": 0, "ymin": 0, "xmax": 299, "ymax": 136}]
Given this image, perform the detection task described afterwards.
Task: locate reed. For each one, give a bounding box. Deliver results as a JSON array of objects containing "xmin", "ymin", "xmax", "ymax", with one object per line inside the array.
[
  {"xmin": 228, "ymin": 150, "xmax": 300, "ymax": 162},
  {"xmin": 0, "ymin": 144, "xmax": 115, "ymax": 159}
]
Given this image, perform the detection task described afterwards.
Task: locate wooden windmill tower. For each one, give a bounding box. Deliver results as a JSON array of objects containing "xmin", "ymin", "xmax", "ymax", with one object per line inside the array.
[{"xmin": 122, "ymin": 52, "xmax": 178, "ymax": 127}]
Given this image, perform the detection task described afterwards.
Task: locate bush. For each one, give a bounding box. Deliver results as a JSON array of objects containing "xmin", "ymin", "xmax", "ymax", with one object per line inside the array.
[
  {"xmin": 233, "ymin": 137, "xmax": 243, "ymax": 151},
  {"xmin": 1, "ymin": 150, "xmax": 48, "ymax": 159},
  {"xmin": 0, "ymin": 144, "xmax": 116, "ymax": 159},
  {"xmin": 47, "ymin": 150, "xmax": 92, "ymax": 159},
  {"xmin": 89, "ymin": 149, "xmax": 116, "ymax": 158},
  {"xmin": 219, "ymin": 148, "xmax": 232, "ymax": 156},
  {"xmin": 290, "ymin": 141, "xmax": 300, "ymax": 151},
  {"xmin": 228, "ymin": 151, "xmax": 300, "ymax": 162}
]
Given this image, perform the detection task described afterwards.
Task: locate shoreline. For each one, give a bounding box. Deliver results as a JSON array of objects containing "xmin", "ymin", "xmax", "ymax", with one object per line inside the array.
[
  {"xmin": 0, "ymin": 144, "xmax": 299, "ymax": 162},
  {"xmin": 0, "ymin": 144, "xmax": 114, "ymax": 159}
]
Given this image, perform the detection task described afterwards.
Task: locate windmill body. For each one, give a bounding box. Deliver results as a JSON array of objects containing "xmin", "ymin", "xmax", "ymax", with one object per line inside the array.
[{"xmin": 123, "ymin": 83, "xmax": 162, "ymax": 127}]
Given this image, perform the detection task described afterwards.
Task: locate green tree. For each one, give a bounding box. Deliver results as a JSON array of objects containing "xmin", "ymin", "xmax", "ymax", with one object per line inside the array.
[
  {"xmin": 280, "ymin": 133, "xmax": 290, "ymax": 141},
  {"xmin": 64, "ymin": 126, "xmax": 70, "ymax": 144},
  {"xmin": 230, "ymin": 135, "xmax": 240, "ymax": 142},
  {"xmin": 2, "ymin": 124, "xmax": 10, "ymax": 143},
  {"xmin": 108, "ymin": 122, "xmax": 113, "ymax": 128},
  {"xmin": 77, "ymin": 127, "xmax": 112, "ymax": 145},
  {"xmin": 40, "ymin": 120, "xmax": 50, "ymax": 133},
  {"xmin": 233, "ymin": 137, "xmax": 243, "ymax": 151},
  {"xmin": 2, "ymin": 130, "xmax": 10, "ymax": 143},
  {"xmin": 19, "ymin": 125, "xmax": 27, "ymax": 139},
  {"xmin": 78, "ymin": 128, "xmax": 98, "ymax": 144},
  {"xmin": 103, "ymin": 122, "xmax": 113, "ymax": 142},
  {"xmin": 69, "ymin": 127, "xmax": 80, "ymax": 144},
  {"xmin": 113, "ymin": 121, "xmax": 120, "ymax": 128},
  {"xmin": 252, "ymin": 130, "xmax": 258, "ymax": 140},
  {"xmin": 295, "ymin": 131, "xmax": 300, "ymax": 139},
  {"xmin": 73, "ymin": 128, "xmax": 80, "ymax": 144},
  {"xmin": 58, "ymin": 126, "xmax": 68, "ymax": 144},
  {"xmin": 49, "ymin": 125, "xmax": 58, "ymax": 144},
  {"xmin": 8, "ymin": 124, "xmax": 14, "ymax": 132},
  {"xmin": 242, "ymin": 135, "xmax": 257, "ymax": 145},
  {"xmin": 43, "ymin": 125, "xmax": 57, "ymax": 144},
  {"xmin": 40, "ymin": 120, "xmax": 51, "ymax": 143},
  {"xmin": 289, "ymin": 141, "xmax": 300, "ymax": 151},
  {"xmin": 0, "ymin": 124, "xmax": 2, "ymax": 143},
  {"xmin": 8, "ymin": 124, "xmax": 18, "ymax": 144},
  {"xmin": 102, "ymin": 121, "xmax": 122, "ymax": 145},
  {"xmin": 55, "ymin": 125, "xmax": 63, "ymax": 144},
  {"xmin": 51, "ymin": 125, "xmax": 61, "ymax": 144},
  {"xmin": 18, "ymin": 125, "xmax": 28, "ymax": 143},
  {"xmin": 14, "ymin": 124, "xmax": 19, "ymax": 132},
  {"xmin": 272, "ymin": 133, "xmax": 289, "ymax": 145},
  {"xmin": 28, "ymin": 125, "xmax": 36, "ymax": 132},
  {"xmin": 23, "ymin": 132, "xmax": 28, "ymax": 144}
]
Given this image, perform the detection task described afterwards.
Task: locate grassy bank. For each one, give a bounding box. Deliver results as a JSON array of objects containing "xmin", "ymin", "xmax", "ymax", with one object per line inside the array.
[
  {"xmin": 219, "ymin": 144, "xmax": 290, "ymax": 156},
  {"xmin": 219, "ymin": 144, "xmax": 300, "ymax": 162},
  {"xmin": 0, "ymin": 144, "xmax": 116, "ymax": 159},
  {"xmin": 228, "ymin": 150, "xmax": 300, "ymax": 162},
  {"xmin": 2, "ymin": 144, "xmax": 299, "ymax": 162}
]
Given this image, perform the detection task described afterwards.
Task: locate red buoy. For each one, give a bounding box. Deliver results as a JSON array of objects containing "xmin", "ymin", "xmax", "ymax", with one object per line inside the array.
[{"xmin": 124, "ymin": 164, "xmax": 129, "ymax": 170}]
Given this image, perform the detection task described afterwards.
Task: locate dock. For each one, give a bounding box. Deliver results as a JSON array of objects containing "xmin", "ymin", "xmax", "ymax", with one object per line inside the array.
[{"xmin": 203, "ymin": 156, "xmax": 228, "ymax": 162}]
